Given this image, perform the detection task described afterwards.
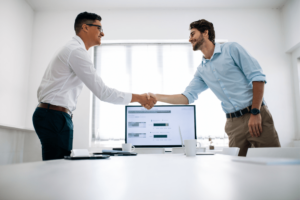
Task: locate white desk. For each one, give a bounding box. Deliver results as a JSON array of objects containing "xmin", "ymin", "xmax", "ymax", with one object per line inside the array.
[{"xmin": 0, "ymin": 154, "xmax": 299, "ymax": 200}]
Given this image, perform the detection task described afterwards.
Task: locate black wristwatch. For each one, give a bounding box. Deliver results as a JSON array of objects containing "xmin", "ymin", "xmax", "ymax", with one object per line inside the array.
[{"xmin": 250, "ymin": 108, "xmax": 260, "ymax": 115}]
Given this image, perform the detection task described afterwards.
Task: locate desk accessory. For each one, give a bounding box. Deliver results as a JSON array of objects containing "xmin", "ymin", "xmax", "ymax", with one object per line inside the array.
[
  {"xmin": 65, "ymin": 149, "xmax": 110, "ymax": 160},
  {"xmin": 209, "ymin": 136, "xmax": 214, "ymax": 150},
  {"xmin": 122, "ymin": 143, "xmax": 135, "ymax": 152},
  {"xmin": 184, "ymin": 139, "xmax": 201, "ymax": 157}
]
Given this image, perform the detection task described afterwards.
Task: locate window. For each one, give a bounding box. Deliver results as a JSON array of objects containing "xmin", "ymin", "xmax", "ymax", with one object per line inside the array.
[
  {"xmin": 92, "ymin": 42, "xmax": 228, "ymax": 147},
  {"xmin": 298, "ymin": 58, "xmax": 300, "ymax": 87}
]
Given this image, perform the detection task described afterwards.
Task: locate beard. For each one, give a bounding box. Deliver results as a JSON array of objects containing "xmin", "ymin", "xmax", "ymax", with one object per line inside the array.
[{"xmin": 193, "ymin": 36, "xmax": 204, "ymax": 51}]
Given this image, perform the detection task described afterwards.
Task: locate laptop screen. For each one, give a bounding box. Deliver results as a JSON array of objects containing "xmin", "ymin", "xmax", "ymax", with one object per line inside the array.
[{"xmin": 125, "ymin": 105, "xmax": 196, "ymax": 147}]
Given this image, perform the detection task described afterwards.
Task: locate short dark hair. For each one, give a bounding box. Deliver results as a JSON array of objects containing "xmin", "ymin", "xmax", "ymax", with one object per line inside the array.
[
  {"xmin": 74, "ymin": 12, "xmax": 102, "ymax": 34},
  {"xmin": 190, "ymin": 19, "xmax": 215, "ymax": 44}
]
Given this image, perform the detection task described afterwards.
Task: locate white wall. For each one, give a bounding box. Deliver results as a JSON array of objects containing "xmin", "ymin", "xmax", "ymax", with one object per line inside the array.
[
  {"xmin": 281, "ymin": 0, "xmax": 300, "ymax": 141},
  {"xmin": 25, "ymin": 8, "xmax": 297, "ymax": 148},
  {"xmin": 291, "ymin": 48, "xmax": 300, "ymax": 140},
  {"xmin": 0, "ymin": 125, "xmax": 42, "ymax": 165},
  {"xmin": 0, "ymin": 0, "xmax": 34, "ymax": 128},
  {"xmin": 0, "ymin": 126, "xmax": 25, "ymax": 164},
  {"xmin": 0, "ymin": 0, "xmax": 40, "ymax": 165},
  {"xmin": 281, "ymin": 0, "xmax": 300, "ymax": 52}
]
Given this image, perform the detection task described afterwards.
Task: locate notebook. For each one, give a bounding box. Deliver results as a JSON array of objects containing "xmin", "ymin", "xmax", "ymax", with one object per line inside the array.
[{"xmin": 93, "ymin": 150, "xmax": 137, "ymax": 156}]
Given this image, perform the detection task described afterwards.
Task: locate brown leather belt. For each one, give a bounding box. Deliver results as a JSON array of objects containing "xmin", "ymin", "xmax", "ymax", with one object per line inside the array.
[{"xmin": 38, "ymin": 102, "xmax": 72, "ymax": 118}]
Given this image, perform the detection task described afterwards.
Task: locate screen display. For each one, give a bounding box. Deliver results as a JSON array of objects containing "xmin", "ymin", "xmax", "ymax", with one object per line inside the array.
[{"xmin": 125, "ymin": 105, "xmax": 196, "ymax": 147}]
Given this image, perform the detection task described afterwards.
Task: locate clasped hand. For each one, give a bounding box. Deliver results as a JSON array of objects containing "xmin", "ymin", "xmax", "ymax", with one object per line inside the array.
[{"xmin": 140, "ymin": 93, "xmax": 157, "ymax": 110}]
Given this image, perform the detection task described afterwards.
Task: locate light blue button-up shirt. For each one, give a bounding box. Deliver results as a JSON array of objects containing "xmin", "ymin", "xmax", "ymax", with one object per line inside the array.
[{"xmin": 182, "ymin": 42, "xmax": 266, "ymax": 114}]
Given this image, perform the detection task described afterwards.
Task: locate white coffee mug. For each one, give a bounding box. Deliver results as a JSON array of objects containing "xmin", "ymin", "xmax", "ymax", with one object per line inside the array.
[
  {"xmin": 122, "ymin": 143, "xmax": 135, "ymax": 152},
  {"xmin": 184, "ymin": 140, "xmax": 200, "ymax": 157}
]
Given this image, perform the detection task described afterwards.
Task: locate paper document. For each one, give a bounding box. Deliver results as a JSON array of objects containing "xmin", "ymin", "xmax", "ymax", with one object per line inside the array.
[
  {"xmin": 232, "ymin": 157, "xmax": 300, "ymax": 165},
  {"xmin": 71, "ymin": 149, "xmax": 90, "ymax": 157}
]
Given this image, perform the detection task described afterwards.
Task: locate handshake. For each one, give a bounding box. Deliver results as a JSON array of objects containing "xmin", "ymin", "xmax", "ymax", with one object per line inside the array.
[{"xmin": 133, "ymin": 93, "xmax": 157, "ymax": 110}]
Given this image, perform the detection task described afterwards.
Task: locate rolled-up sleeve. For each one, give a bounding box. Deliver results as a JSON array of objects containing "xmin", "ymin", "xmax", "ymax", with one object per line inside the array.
[
  {"xmin": 182, "ymin": 70, "xmax": 208, "ymax": 104},
  {"xmin": 229, "ymin": 42, "xmax": 267, "ymax": 84},
  {"xmin": 68, "ymin": 48, "xmax": 132, "ymax": 105}
]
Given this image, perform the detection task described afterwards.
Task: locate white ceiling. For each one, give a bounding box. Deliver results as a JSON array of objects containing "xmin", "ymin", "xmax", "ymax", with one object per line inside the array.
[{"xmin": 26, "ymin": 0, "xmax": 288, "ymax": 11}]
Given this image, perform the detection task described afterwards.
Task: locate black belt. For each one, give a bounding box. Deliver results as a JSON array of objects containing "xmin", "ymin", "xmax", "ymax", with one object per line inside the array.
[
  {"xmin": 38, "ymin": 103, "xmax": 73, "ymax": 119},
  {"xmin": 226, "ymin": 102, "xmax": 265, "ymax": 119}
]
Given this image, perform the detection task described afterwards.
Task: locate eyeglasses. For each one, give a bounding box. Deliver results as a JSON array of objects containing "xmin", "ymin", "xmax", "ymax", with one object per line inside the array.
[{"xmin": 86, "ymin": 24, "xmax": 103, "ymax": 33}]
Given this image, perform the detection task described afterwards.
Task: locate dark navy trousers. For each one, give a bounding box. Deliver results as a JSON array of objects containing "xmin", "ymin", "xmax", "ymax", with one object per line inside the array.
[{"xmin": 32, "ymin": 107, "xmax": 73, "ymax": 161}]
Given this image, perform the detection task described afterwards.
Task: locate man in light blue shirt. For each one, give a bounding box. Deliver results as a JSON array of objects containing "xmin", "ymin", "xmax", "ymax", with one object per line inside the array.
[{"xmin": 147, "ymin": 19, "xmax": 280, "ymax": 156}]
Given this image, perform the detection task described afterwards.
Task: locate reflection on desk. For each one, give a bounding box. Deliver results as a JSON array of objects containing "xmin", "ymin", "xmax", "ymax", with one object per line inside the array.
[{"xmin": 0, "ymin": 154, "xmax": 299, "ymax": 200}]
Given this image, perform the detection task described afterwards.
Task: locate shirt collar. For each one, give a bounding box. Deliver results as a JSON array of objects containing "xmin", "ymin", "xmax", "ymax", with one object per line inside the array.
[
  {"xmin": 202, "ymin": 43, "xmax": 222, "ymax": 64},
  {"xmin": 73, "ymin": 35, "xmax": 87, "ymax": 50}
]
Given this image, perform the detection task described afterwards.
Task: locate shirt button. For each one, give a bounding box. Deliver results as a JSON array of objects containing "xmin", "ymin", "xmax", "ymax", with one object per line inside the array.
[
  {"xmin": 218, "ymin": 79, "xmax": 220, "ymax": 81},
  {"xmin": 229, "ymin": 97, "xmax": 231, "ymax": 99}
]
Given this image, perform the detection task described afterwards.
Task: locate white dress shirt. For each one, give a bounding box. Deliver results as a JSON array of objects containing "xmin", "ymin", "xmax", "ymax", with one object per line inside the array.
[{"xmin": 37, "ymin": 36, "xmax": 132, "ymax": 112}]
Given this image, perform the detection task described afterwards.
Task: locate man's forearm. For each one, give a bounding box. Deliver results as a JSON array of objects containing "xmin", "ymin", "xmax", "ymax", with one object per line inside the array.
[
  {"xmin": 252, "ymin": 81, "xmax": 264, "ymax": 109},
  {"xmin": 156, "ymin": 94, "xmax": 189, "ymax": 104},
  {"xmin": 131, "ymin": 94, "xmax": 141, "ymax": 103},
  {"xmin": 131, "ymin": 93, "xmax": 157, "ymax": 107}
]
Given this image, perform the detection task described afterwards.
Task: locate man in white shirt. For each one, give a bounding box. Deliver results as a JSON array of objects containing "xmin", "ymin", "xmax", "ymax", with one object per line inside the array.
[{"xmin": 32, "ymin": 12, "xmax": 156, "ymax": 161}]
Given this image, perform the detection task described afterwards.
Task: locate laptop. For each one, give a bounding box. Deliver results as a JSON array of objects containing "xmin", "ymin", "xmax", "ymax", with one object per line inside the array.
[{"xmin": 125, "ymin": 105, "xmax": 196, "ymax": 148}]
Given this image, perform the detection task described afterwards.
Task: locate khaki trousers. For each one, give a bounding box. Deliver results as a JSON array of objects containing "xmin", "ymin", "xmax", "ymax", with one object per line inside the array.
[{"xmin": 225, "ymin": 105, "xmax": 281, "ymax": 156}]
